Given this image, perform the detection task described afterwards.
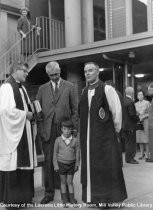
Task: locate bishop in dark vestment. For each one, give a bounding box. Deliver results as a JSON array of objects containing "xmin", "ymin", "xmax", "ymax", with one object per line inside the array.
[
  {"xmin": 79, "ymin": 62, "xmax": 127, "ymax": 206},
  {"xmin": 0, "ymin": 62, "xmax": 37, "ymax": 205}
]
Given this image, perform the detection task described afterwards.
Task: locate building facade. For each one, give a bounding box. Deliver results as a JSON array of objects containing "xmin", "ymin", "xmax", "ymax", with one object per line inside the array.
[
  {"xmin": 28, "ymin": 0, "xmax": 153, "ymax": 97},
  {"xmin": 1, "ymin": 0, "xmax": 153, "ymax": 95}
]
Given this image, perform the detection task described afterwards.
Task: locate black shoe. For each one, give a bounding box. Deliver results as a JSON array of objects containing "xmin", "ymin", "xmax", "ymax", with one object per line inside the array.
[
  {"xmin": 41, "ymin": 196, "xmax": 53, "ymax": 204},
  {"xmin": 145, "ymin": 158, "xmax": 153, "ymax": 162},
  {"xmin": 127, "ymin": 159, "xmax": 139, "ymax": 164},
  {"xmin": 69, "ymin": 193, "xmax": 77, "ymax": 204},
  {"xmin": 138, "ymin": 154, "xmax": 145, "ymax": 160}
]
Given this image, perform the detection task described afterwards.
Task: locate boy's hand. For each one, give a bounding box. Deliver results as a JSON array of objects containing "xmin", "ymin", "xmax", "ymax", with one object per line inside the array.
[
  {"xmin": 72, "ymin": 130, "xmax": 77, "ymax": 137},
  {"xmin": 74, "ymin": 166, "xmax": 78, "ymax": 173},
  {"xmin": 55, "ymin": 169, "xmax": 59, "ymax": 173}
]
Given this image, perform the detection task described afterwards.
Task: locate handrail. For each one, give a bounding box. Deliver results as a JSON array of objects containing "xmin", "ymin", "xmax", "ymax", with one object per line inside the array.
[
  {"xmin": 0, "ymin": 25, "xmax": 37, "ymax": 60},
  {"xmin": 0, "ymin": 17, "xmax": 40, "ymax": 60},
  {"xmin": 0, "ymin": 16, "xmax": 65, "ymax": 84},
  {"xmin": 0, "ymin": 32, "xmax": 20, "ymax": 56},
  {"xmin": 37, "ymin": 16, "xmax": 64, "ymax": 24}
]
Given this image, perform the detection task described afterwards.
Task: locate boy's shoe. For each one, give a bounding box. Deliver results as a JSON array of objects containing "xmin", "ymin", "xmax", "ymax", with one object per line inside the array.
[
  {"xmin": 138, "ymin": 154, "xmax": 145, "ymax": 160},
  {"xmin": 69, "ymin": 193, "xmax": 77, "ymax": 204},
  {"xmin": 41, "ymin": 196, "xmax": 53, "ymax": 204},
  {"xmin": 61, "ymin": 193, "xmax": 69, "ymax": 208}
]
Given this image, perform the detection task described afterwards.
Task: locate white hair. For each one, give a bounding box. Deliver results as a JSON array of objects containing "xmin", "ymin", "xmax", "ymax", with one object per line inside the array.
[
  {"xmin": 125, "ymin": 87, "xmax": 134, "ymax": 96},
  {"xmin": 46, "ymin": 61, "xmax": 60, "ymax": 74}
]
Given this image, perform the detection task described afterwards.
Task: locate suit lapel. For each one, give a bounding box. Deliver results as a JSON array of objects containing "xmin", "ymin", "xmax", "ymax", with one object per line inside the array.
[{"xmin": 47, "ymin": 82, "xmax": 54, "ymax": 102}]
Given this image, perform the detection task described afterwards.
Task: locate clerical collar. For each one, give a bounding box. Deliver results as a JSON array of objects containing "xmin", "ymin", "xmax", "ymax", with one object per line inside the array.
[
  {"xmin": 11, "ymin": 76, "xmax": 22, "ymax": 88},
  {"xmin": 16, "ymin": 82, "xmax": 22, "ymax": 88},
  {"xmin": 88, "ymin": 80, "xmax": 99, "ymax": 90},
  {"xmin": 126, "ymin": 95, "xmax": 133, "ymax": 100}
]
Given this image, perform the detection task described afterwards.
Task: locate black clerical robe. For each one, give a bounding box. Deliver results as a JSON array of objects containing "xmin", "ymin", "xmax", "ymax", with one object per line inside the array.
[{"xmin": 79, "ymin": 80, "xmax": 127, "ymax": 204}]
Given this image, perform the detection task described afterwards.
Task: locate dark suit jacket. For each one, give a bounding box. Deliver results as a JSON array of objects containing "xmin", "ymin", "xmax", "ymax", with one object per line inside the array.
[
  {"xmin": 36, "ymin": 79, "xmax": 78, "ymax": 141},
  {"xmin": 148, "ymin": 99, "xmax": 153, "ymax": 129},
  {"xmin": 123, "ymin": 96, "xmax": 139, "ymax": 131}
]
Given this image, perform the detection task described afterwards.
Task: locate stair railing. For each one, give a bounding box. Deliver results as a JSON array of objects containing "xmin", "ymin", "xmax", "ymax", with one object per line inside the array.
[
  {"xmin": 0, "ymin": 25, "xmax": 38, "ymax": 84},
  {"xmin": 0, "ymin": 16, "xmax": 65, "ymax": 85},
  {"xmin": 0, "ymin": 32, "xmax": 21, "ymax": 57}
]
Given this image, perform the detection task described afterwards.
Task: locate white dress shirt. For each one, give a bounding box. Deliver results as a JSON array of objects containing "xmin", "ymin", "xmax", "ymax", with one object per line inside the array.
[{"xmin": 51, "ymin": 78, "xmax": 61, "ymax": 91}]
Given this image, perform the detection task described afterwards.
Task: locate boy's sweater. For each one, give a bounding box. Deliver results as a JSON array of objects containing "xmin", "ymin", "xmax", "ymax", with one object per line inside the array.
[{"xmin": 53, "ymin": 135, "xmax": 80, "ymax": 170}]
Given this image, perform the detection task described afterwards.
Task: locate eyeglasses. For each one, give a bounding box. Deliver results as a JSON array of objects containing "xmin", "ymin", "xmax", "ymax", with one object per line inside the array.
[
  {"xmin": 18, "ymin": 69, "xmax": 29, "ymax": 74},
  {"xmin": 48, "ymin": 73, "xmax": 59, "ymax": 77}
]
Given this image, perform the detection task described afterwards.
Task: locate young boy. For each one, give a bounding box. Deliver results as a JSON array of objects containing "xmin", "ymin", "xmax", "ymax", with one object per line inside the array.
[{"xmin": 53, "ymin": 120, "xmax": 80, "ymax": 205}]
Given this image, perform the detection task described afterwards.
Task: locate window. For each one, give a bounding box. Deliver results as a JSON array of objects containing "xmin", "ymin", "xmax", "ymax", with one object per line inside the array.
[
  {"xmin": 132, "ymin": 0, "xmax": 148, "ymax": 34},
  {"xmin": 93, "ymin": 0, "xmax": 106, "ymax": 41}
]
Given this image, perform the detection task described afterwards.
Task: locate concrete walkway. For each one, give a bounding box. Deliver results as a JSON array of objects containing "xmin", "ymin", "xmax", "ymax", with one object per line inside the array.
[{"xmin": 1, "ymin": 152, "xmax": 153, "ymax": 209}]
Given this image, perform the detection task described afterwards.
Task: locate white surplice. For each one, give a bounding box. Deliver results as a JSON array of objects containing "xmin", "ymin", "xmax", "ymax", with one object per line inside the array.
[{"xmin": 0, "ymin": 83, "xmax": 37, "ymax": 171}]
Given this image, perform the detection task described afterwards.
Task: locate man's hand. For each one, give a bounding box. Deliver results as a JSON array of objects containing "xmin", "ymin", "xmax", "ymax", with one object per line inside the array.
[
  {"xmin": 74, "ymin": 166, "xmax": 78, "ymax": 173},
  {"xmin": 26, "ymin": 111, "xmax": 33, "ymax": 121},
  {"xmin": 55, "ymin": 169, "xmax": 59, "ymax": 173},
  {"xmin": 36, "ymin": 27, "xmax": 41, "ymax": 36},
  {"xmin": 22, "ymin": 33, "xmax": 26, "ymax": 38}
]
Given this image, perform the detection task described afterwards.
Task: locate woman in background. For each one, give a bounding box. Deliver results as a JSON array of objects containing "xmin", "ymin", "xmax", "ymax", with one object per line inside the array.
[
  {"xmin": 17, "ymin": 7, "xmax": 31, "ymax": 39},
  {"xmin": 135, "ymin": 91, "xmax": 150, "ymax": 161},
  {"xmin": 17, "ymin": 7, "xmax": 40, "ymax": 57},
  {"xmin": 17, "ymin": 7, "xmax": 31, "ymax": 57}
]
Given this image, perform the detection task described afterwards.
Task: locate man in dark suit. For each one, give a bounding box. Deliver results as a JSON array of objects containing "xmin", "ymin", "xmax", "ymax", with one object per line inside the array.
[
  {"xmin": 36, "ymin": 61, "xmax": 78, "ymax": 204},
  {"xmin": 123, "ymin": 87, "xmax": 139, "ymax": 164}
]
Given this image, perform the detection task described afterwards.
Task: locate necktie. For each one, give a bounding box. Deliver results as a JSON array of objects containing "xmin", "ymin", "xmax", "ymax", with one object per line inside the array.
[{"xmin": 54, "ymin": 82, "xmax": 58, "ymax": 96}]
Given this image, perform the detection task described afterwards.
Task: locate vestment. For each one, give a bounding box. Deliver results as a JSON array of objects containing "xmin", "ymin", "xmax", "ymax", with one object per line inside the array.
[
  {"xmin": 53, "ymin": 135, "xmax": 80, "ymax": 175},
  {"xmin": 0, "ymin": 76, "xmax": 37, "ymax": 204},
  {"xmin": 135, "ymin": 100, "xmax": 150, "ymax": 143},
  {"xmin": 36, "ymin": 79, "xmax": 78, "ymax": 198},
  {"xmin": 79, "ymin": 80, "xmax": 127, "ymax": 204},
  {"xmin": 123, "ymin": 96, "xmax": 139, "ymax": 162}
]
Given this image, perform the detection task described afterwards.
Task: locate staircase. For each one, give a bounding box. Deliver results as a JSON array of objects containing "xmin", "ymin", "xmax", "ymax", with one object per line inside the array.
[{"xmin": 0, "ymin": 16, "xmax": 65, "ymax": 84}]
